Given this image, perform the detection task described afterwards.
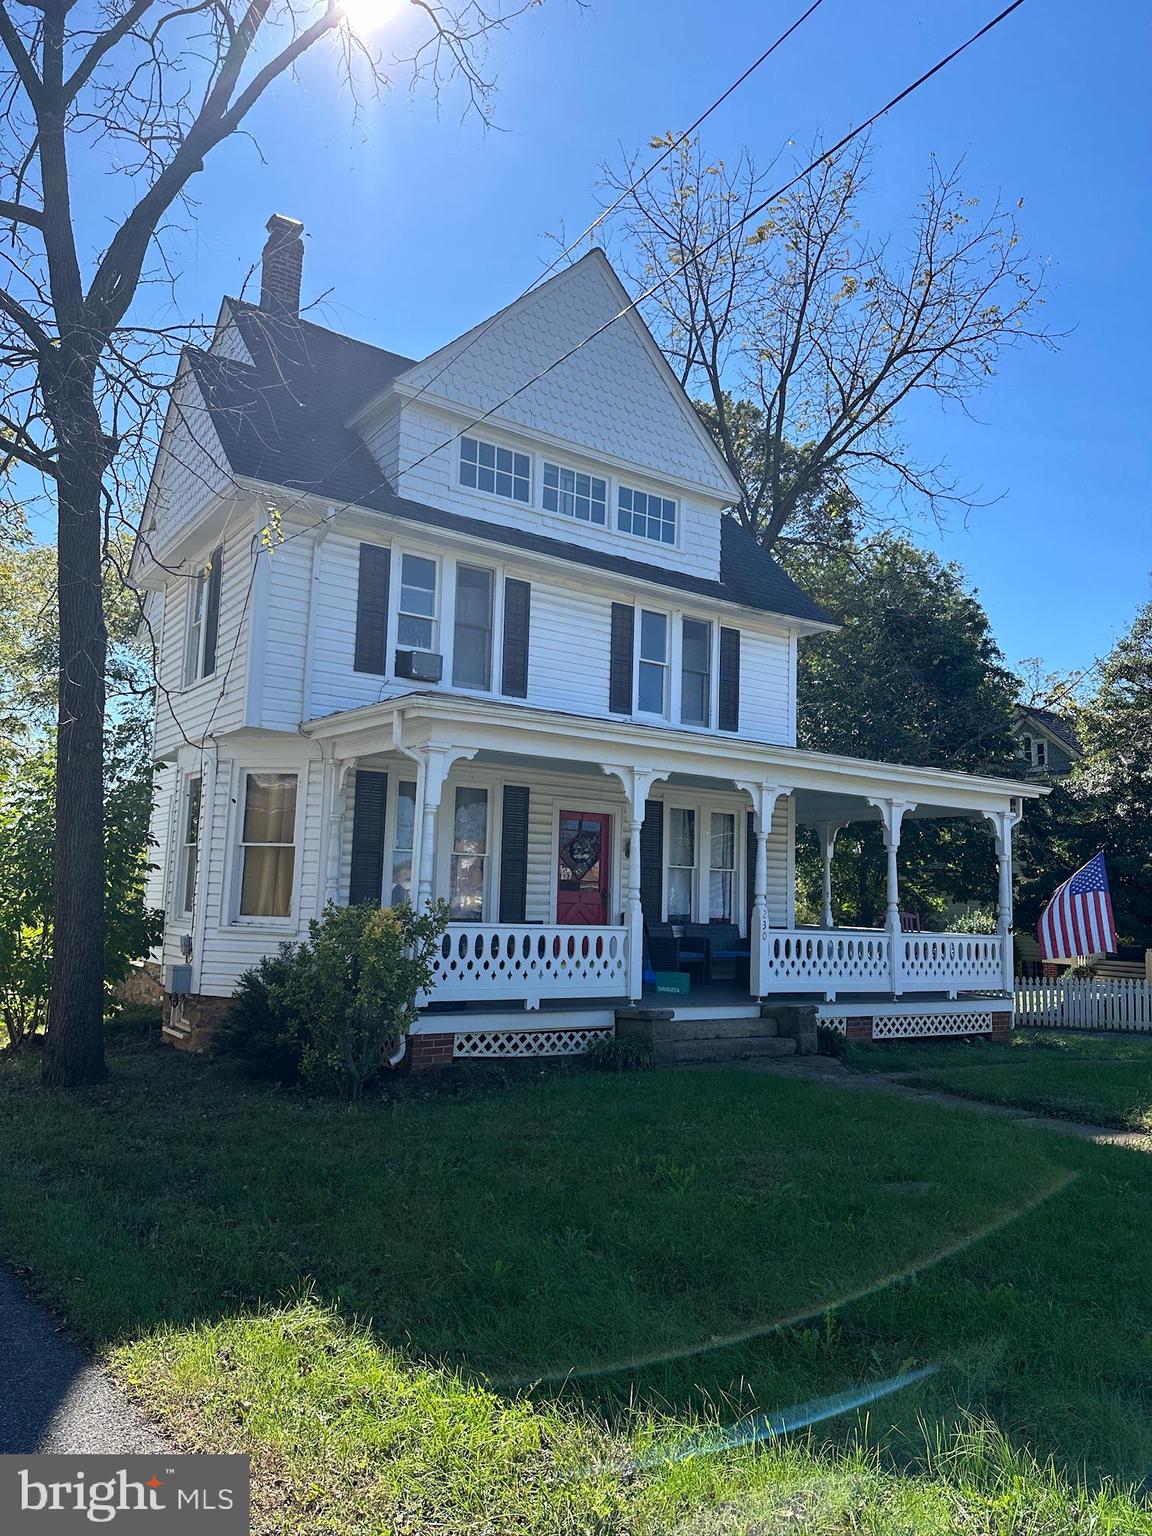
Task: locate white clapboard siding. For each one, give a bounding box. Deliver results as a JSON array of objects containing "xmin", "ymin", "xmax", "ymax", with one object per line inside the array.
[
  {"xmin": 393, "ymin": 403, "xmax": 723, "ymax": 584},
  {"xmin": 153, "ymin": 520, "xmax": 253, "ymax": 756},
  {"xmin": 143, "ymin": 362, "xmax": 234, "ymax": 553},
  {"xmin": 296, "ymin": 526, "xmax": 794, "ymax": 743},
  {"xmin": 1015, "ymin": 978, "xmax": 1152, "ymax": 1032}
]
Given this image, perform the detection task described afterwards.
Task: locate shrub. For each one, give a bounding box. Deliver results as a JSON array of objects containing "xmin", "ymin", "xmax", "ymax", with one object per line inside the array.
[
  {"xmin": 221, "ymin": 901, "xmax": 450, "ymax": 1099},
  {"xmin": 951, "ymin": 906, "xmax": 998, "ymax": 934},
  {"xmin": 816, "ymin": 1022, "xmax": 849, "ymax": 1059},
  {"xmin": 584, "ymin": 1033, "xmax": 653, "ymax": 1072}
]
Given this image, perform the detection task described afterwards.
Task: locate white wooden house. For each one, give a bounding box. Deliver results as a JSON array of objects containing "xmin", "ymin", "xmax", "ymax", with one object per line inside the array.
[{"xmin": 135, "ymin": 216, "xmax": 1045, "ymax": 1062}]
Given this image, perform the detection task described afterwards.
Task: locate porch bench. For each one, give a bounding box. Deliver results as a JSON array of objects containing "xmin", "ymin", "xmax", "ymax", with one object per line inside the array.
[
  {"xmin": 682, "ymin": 922, "xmax": 751, "ymax": 983},
  {"xmin": 644, "ymin": 922, "xmax": 709, "ymax": 983}
]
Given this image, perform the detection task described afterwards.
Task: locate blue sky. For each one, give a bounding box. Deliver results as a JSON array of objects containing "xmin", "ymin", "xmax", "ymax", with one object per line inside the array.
[{"xmin": 90, "ymin": 0, "xmax": 1152, "ymax": 678}]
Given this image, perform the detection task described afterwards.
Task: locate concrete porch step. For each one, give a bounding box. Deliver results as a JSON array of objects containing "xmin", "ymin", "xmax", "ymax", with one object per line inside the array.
[
  {"xmin": 668, "ymin": 1015, "xmax": 780, "ymax": 1041},
  {"xmin": 670, "ymin": 1035, "xmax": 797, "ymax": 1064}
]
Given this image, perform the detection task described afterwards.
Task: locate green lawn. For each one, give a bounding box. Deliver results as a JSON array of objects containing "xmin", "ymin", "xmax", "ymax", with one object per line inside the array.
[
  {"xmin": 1, "ymin": 1028, "xmax": 1150, "ymax": 1534},
  {"xmin": 848, "ymin": 1029, "xmax": 1152, "ymax": 1133}
]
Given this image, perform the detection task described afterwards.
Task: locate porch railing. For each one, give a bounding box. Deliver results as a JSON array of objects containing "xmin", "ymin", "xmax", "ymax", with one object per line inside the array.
[
  {"xmin": 759, "ymin": 927, "xmax": 1005, "ymax": 998},
  {"xmin": 900, "ymin": 933, "xmax": 1003, "ymax": 992},
  {"xmin": 760, "ymin": 929, "xmax": 892, "ymax": 994},
  {"xmin": 428, "ymin": 923, "xmax": 629, "ymax": 1009}
]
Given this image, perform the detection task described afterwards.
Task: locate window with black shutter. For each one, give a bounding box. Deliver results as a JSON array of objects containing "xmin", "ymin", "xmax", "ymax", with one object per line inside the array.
[
  {"xmin": 609, "ymin": 603, "xmax": 635, "ymax": 714},
  {"xmin": 501, "ymin": 578, "xmax": 531, "ymax": 697},
  {"xmin": 354, "ymin": 543, "xmax": 391, "ymax": 675},
  {"xmin": 498, "ymin": 785, "xmax": 530, "ymax": 921},
  {"xmin": 349, "ymin": 770, "xmax": 388, "ymax": 904},
  {"xmin": 718, "ymin": 626, "xmax": 741, "ymax": 732}
]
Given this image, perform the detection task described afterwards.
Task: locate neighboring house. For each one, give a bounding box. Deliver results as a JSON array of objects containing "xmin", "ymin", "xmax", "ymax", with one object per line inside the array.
[
  {"xmin": 134, "ymin": 216, "xmax": 1046, "ymax": 1062},
  {"xmin": 1012, "ymin": 704, "xmax": 1081, "ymax": 781}
]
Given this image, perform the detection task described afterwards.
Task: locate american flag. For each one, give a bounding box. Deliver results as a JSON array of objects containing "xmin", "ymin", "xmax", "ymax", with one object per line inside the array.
[{"xmin": 1037, "ymin": 852, "xmax": 1117, "ymax": 961}]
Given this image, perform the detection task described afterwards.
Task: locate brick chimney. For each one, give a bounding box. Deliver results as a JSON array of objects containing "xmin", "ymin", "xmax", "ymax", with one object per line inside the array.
[{"xmin": 259, "ymin": 214, "xmax": 304, "ymax": 316}]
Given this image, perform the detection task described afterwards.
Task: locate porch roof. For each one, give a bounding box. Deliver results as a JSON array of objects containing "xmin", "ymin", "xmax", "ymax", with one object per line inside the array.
[{"xmin": 302, "ymin": 692, "xmax": 1047, "ymax": 819}]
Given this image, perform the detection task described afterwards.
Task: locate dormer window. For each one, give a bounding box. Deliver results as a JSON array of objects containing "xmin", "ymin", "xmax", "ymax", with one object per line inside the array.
[
  {"xmin": 543, "ymin": 461, "xmax": 607, "ymax": 525},
  {"xmin": 618, "ymin": 484, "xmax": 677, "ymax": 545},
  {"xmin": 460, "ymin": 435, "xmax": 530, "ymax": 503}
]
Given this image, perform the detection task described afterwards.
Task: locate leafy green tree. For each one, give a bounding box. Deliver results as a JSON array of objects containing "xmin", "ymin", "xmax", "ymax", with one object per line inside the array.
[
  {"xmin": 782, "ymin": 536, "xmax": 1020, "ymax": 926},
  {"xmin": 0, "ymin": 726, "xmax": 161, "ymax": 1049}
]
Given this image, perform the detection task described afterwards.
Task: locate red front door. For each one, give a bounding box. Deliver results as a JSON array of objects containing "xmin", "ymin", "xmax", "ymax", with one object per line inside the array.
[{"xmin": 556, "ymin": 811, "xmax": 611, "ymax": 924}]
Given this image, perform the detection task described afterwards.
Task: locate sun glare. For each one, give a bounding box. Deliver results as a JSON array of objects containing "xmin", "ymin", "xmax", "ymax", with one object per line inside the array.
[{"xmin": 339, "ymin": 0, "xmax": 405, "ymax": 37}]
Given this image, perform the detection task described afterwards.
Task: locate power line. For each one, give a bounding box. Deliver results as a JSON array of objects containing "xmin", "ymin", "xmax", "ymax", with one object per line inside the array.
[
  {"xmin": 271, "ymin": 0, "xmax": 1031, "ymax": 560},
  {"xmin": 397, "ymin": 0, "xmax": 826, "ymax": 417},
  {"xmin": 187, "ymin": 0, "xmax": 1031, "ymax": 749}
]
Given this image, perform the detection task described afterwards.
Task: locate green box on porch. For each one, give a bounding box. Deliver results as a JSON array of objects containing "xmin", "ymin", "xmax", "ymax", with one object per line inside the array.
[{"xmin": 652, "ymin": 971, "xmax": 691, "ymax": 997}]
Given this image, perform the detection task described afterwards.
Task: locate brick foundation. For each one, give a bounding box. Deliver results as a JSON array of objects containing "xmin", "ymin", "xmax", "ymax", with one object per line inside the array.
[
  {"xmin": 842, "ymin": 1009, "xmax": 1014, "ymax": 1044},
  {"xmin": 990, "ymin": 1010, "xmax": 1012, "ymax": 1039},
  {"xmin": 116, "ymin": 961, "xmax": 165, "ymax": 1009},
  {"xmin": 407, "ymin": 1032, "xmax": 456, "ymax": 1071},
  {"xmin": 162, "ymin": 992, "xmax": 232, "ymax": 1052}
]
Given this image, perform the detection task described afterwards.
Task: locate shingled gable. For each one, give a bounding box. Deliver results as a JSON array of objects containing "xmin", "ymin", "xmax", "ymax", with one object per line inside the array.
[
  {"xmin": 177, "ymin": 305, "xmax": 832, "ymax": 629},
  {"xmin": 375, "ymin": 249, "xmax": 744, "ymax": 501}
]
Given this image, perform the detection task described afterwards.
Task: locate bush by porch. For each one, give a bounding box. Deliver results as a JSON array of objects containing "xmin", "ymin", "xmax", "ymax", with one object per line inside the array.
[{"xmin": 1, "ymin": 1032, "xmax": 1151, "ymax": 1531}]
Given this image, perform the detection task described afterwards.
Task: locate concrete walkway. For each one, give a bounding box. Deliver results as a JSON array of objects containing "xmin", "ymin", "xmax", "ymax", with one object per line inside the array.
[
  {"xmin": 0, "ymin": 1265, "xmax": 167, "ymax": 1453},
  {"xmin": 744, "ymin": 1054, "xmax": 1152, "ymax": 1154}
]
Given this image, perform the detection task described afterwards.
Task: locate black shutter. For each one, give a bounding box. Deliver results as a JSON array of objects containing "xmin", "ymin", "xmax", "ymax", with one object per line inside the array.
[
  {"xmin": 718, "ymin": 626, "xmax": 741, "ymax": 732},
  {"xmin": 354, "ymin": 543, "xmax": 391, "ymax": 675},
  {"xmin": 501, "ymin": 578, "xmax": 531, "ymax": 698},
  {"xmin": 639, "ymin": 798, "xmax": 664, "ymax": 921},
  {"xmin": 349, "ymin": 770, "xmax": 388, "ymax": 905},
  {"xmin": 202, "ymin": 543, "xmax": 223, "ymax": 676},
  {"xmin": 498, "ymin": 785, "xmax": 530, "ymax": 921},
  {"xmin": 609, "ymin": 603, "xmax": 635, "ymax": 714}
]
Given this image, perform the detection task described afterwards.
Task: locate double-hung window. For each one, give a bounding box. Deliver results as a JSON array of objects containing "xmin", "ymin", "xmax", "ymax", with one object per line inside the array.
[
  {"xmin": 708, "ymin": 812, "xmax": 736, "ymax": 922},
  {"xmin": 185, "ymin": 544, "xmax": 222, "ymax": 684},
  {"xmin": 459, "ymin": 436, "xmax": 531, "ymax": 503},
  {"xmin": 681, "ymin": 618, "xmax": 712, "ymax": 726},
  {"xmin": 618, "ymin": 485, "xmax": 677, "ymax": 545},
  {"xmin": 452, "ymin": 564, "xmax": 494, "ymax": 689},
  {"xmin": 543, "ymin": 461, "xmax": 607, "ymax": 524},
  {"xmin": 178, "ymin": 776, "xmax": 202, "ymax": 917},
  {"xmin": 397, "ymin": 554, "xmax": 438, "ymax": 651},
  {"xmin": 389, "ymin": 780, "xmax": 417, "ymax": 906},
  {"xmin": 667, "ymin": 808, "xmax": 696, "ymax": 923},
  {"xmin": 637, "ymin": 610, "xmax": 670, "ymax": 716},
  {"xmin": 238, "ymin": 772, "xmax": 297, "ymax": 919},
  {"xmin": 449, "ymin": 786, "xmax": 489, "ymax": 921}
]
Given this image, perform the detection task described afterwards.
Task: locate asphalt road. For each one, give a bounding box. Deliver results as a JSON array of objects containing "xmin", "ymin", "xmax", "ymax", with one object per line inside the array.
[{"xmin": 0, "ymin": 1264, "xmax": 167, "ymax": 1453}]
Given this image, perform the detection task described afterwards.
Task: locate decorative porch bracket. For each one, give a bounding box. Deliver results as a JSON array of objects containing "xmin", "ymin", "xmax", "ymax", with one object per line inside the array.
[
  {"xmin": 811, "ymin": 820, "xmax": 848, "ymax": 930},
  {"xmin": 734, "ymin": 781, "xmax": 792, "ymax": 999},
  {"xmin": 867, "ymin": 797, "xmax": 918, "ymax": 997},
  {"xmin": 982, "ymin": 799, "xmax": 1024, "ymax": 995},
  {"xmin": 601, "ymin": 764, "xmax": 673, "ymax": 1002}
]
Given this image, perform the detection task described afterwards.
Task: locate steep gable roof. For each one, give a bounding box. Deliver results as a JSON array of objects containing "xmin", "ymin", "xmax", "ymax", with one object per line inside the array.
[
  {"xmin": 182, "ymin": 340, "xmax": 832, "ymax": 628},
  {"xmin": 385, "ymin": 250, "xmax": 742, "ymax": 499},
  {"xmin": 1014, "ymin": 703, "xmax": 1081, "ymax": 755}
]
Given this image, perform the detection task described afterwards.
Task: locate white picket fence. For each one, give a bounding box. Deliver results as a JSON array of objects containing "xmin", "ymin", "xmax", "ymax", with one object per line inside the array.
[{"xmin": 1015, "ymin": 977, "xmax": 1152, "ymax": 1033}]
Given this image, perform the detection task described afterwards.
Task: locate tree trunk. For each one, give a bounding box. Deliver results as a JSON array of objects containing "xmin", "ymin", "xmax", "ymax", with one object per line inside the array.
[{"xmin": 41, "ymin": 374, "xmax": 109, "ymax": 1088}]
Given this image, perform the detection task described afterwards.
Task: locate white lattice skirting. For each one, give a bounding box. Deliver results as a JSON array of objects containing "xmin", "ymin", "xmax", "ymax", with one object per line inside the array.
[
  {"xmin": 452, "ymin": 1027, "xmax": 612, "ymax": 1059},
  {"xmin": 871, "ymin": 1011, "xmax": 994, "ymax": 1040}
]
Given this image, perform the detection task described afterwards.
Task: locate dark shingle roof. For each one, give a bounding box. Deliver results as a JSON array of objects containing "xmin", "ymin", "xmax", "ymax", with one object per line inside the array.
[
  {"xmin": 185, "ymin": 313, "xmax": 833, "ymax": 628},
  {"xmin": 1016, "ymin": 704, "xmax": 1081, "ymax": 755}
]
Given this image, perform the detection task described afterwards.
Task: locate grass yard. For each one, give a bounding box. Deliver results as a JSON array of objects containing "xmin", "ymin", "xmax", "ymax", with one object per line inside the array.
[
  {"xmin": 2, "ymin": 1026, "xmax": 1151, "ymax": 1533},
  {"xmin": 848, "ymin": 1028, "xmax": 1152, "ymax": 1133}
]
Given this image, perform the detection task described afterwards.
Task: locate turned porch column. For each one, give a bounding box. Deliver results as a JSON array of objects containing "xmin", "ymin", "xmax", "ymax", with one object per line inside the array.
[
  {"xmin": 411, "ymin": 745, "xmax": 478, "ymax": 910},
  {"xmin": 868, "ymin": 798, "xmax": 916, "ymax": 997},
  {"xmin": 602, "ymin": 763, "xmax": 671, "ymax": 1003},
  {"xmin": 736, "ymin": 781, "xmax": 791, "ymax": 1000},
  {"xmin": 814, "ymin": 821, "xmax": 846, "ymax": 929},
  {"xmin": 984, "ymin": 802, "xmax": 1022, "ymax": 995},
  {"xmin": 323, "ymin": 756, "xmax": 356, "ymax": 906}
]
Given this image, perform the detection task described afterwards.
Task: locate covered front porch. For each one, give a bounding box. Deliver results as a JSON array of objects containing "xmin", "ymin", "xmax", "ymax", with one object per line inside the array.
[{"xmin": 303, "ymin": 694, "xmax": 1041, "ymax": 1023}]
